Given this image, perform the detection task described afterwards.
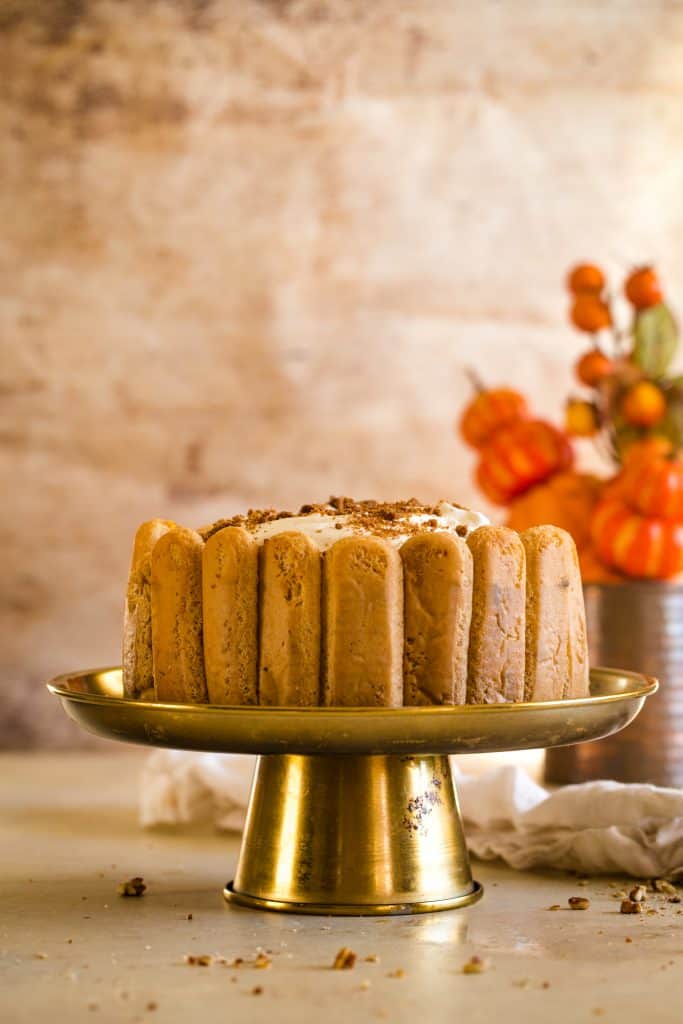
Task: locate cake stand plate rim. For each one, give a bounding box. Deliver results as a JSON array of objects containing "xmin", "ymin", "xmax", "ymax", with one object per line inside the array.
[{"xmin": 47, "ymin": 667, "xmax": 658, "ymax": 756}]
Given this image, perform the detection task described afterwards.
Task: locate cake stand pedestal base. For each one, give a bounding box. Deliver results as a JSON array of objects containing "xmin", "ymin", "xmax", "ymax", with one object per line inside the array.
[{"xmin": 224, "ymin": 753, "xmax": 483, "ymax": 916}]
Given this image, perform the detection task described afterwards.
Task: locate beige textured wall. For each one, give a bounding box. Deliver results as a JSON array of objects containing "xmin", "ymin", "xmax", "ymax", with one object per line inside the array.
[{"xmin": 3, "ymin": 1, "xmax": 683, "ymax": 745}]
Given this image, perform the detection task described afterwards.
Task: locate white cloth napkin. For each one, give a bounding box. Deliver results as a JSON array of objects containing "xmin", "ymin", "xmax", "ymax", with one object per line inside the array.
[{"xmin": 140, "ymin": 751, "xmax": 683, "ymax": 880}]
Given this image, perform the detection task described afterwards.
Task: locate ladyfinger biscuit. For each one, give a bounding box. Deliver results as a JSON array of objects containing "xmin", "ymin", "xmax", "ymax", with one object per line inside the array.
[
  {"xmin": 151, "ymin": 526, "xmax": 208, "ymax": 703},
  {"xmin": 323, "ymin": 535, "xmax": 403, "ymax": 707},
  {"xmin": 401, "ymin": 532, "xmax": 473, "ymax": 705},
  {"xmin": 202, "ymin": 527, "xmax": 258, "ymax": 705},
  {"xmin": 259, "ymin": 531, "xmax": 321, "ymax": 706},
  {"xmin": 467, "ymin": 525, "xmax": 526, "ymax": 703},
  {"xmin": 521, "ymin": 525, "xmax": 590, "ymax": 701},
  {"xmin": 122, "ymin": 518, "xmax": 175, "ymax": 699}
]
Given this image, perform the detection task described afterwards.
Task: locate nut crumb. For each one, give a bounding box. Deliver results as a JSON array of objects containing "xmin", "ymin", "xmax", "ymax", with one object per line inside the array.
[
  {"xmin": 117, "ymin": 877, "xmax": 146, "ymax": 898},
  {"xmin": 592, "ymin": 1009, "xmax": 605, "ymax": 1016},
  {"xmin": 653, "ymin": 879, "xmax": 677, "ymax": 896},
  {"xmin": 34, "ymin": 952, "xmax": 48, "ymax": 959},
  {"xmin": 146, "ymin": 1002, "xmax": 157, "ymax": 1012},
  {"xmin": 547, "ymin": 904, "xmax": 562, "ymax": 911},
  {"xmin": 462, "ymin": 956, "xmax": 489, "ymax": 975},
  {"xmin": 251, "ymin": 986, "xmax": 263, "ymax": 996},
  {"xmin": 364, "ymin": 954, "xmax": 380, "ymax": 963},
  {"xmin": 360, "ymin": 980, "xmax": 371, "ymax": 990},
  {"xmin": 88, "ymin": 1004, "xmax": 98, "ymax": 1012},
  {"xmin": 612, "ymin": 890, "xmax": 627, "ymax": 899},
  {"xmin": 254, "ymin": 951, "xmax": 271, "ymax": 970},
  {"xmin": 628, "ymin": 885, "xmax": 647, "ymax": 903},
  {"xmin": 669, "ymin": 896, "xmax": 681, "ymax": 904},
  {"xmin": 387, "ymin": 969, "xmax": 405, "ymax": 979},
  {"xmin": 620, "ymin": 900, "xmax": 642, "ymax": 915},
  {"xmin": 541, "ymin": 981, "xmax": 551, "ymax": 989},
  {"xmin": 625, "ymin": 937, "xmax": 633, "ymax": 943},
  {"xmin": 332, "ymin": 947, "xmax": 356, "ymax": 970},
  {"xmin": 568, "ymin": 897, "xmax": 590, "ymax": 910},
  {"xmin": 185, "ymin": 954, "xmax": 214, "ymax": 966},
  {"xmin": 186, "ymin": 913, "xmax": 193, "ymax": 920}
]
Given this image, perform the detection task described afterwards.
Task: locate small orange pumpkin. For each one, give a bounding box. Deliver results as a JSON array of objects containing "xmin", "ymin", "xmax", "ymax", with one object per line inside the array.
[
  {"xmin": 506, "ymin": 471, "xmax": 602, "ymax": 551},
  {"xmin": 591, "ymin": 497, "xmax": 683, "ymax": 579},
  {"xmin": 603, "ymin": 438, "xmax": 683, "ymax": 518},
  {"xmin": 459, "ymin": 387, "xmax": 528, "ymax": 450},
  {"xmin": 476, "ymin": 419, "xmax": 574, "ymax": 505},
  {"xmin": 621, "ymin": 454, "xmax": 683, "ymax": 520},
  {"xmin": 614, "ymin": 440, "xmax": 683, "ymax": 520},
  {"xmin": 579, "ymin": 544, "xmax": 625, "ymax": 585}
]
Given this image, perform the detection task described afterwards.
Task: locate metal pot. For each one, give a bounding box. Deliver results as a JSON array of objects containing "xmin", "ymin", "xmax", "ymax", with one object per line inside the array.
[{"xmin": 545, "ymin": 581, "xmax": 683, "ymax": 786}]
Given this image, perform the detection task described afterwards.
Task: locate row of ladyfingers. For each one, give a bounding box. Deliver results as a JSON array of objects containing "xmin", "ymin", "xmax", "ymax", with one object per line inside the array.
[{"xmin": 122, "ymin": 516, "xmax": 589, "ymax": 706}]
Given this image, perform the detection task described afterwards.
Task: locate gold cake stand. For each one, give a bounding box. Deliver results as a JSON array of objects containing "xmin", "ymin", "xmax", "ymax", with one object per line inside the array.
[{"xmin": 48, "ymin": 667, "xmax": 657, "ymax": 917}]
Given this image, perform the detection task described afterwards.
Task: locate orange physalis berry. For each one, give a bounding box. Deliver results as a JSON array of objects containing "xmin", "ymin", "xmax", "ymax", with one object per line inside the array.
[
  {"xmin": 624, "ymin": 266, "xmax": 663, "ymax": 310},
  {"xmin": 570, "ymin": 294, "xmax": 612, "ymax": 333},
  {"xmin": 567, "ymin": 264, "xmax": 606, "ymax": 296},
  {"xmin": 565, "ymin": 399, "xmax": 600, "ymax": 438},
  {"xmin": 621, "ymin": 381, "xmax": 666, "ymax": 427},
  {"xmin": 575, "ymin": 349, "xmax": 614, "ymax": 387}
]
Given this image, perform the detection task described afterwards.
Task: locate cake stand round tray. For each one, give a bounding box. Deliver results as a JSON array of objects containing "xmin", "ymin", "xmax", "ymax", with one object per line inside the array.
[{"xmin": 48, "ymin": 667, "xmax": 657, "ymax": 917}]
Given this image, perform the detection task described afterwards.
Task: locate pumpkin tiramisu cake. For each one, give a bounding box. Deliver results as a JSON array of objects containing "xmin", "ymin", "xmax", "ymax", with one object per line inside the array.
[{"xmin": 122, "ymin": 498, "xmax": 589, "ymax": 707}]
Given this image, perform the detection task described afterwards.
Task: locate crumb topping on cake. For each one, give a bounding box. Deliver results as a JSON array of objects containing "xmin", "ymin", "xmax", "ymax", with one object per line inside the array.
[{"xmin": 199, "ymin": 498, "xmax": 487, "ymax": 549}]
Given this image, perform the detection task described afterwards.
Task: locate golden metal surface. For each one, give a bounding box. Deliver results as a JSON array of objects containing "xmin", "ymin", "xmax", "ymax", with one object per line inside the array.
[
  {"xmin": 48, "ymin": 667, "xmax": 657, "ymax": 756},
  {"xmin": 48, "ymin": 667, "xmax": 657, "ymax": 916},
  {"xmin": 223, "ymin": 881, "xmax": 484, "ymax": 916},
  {"xmin": 229, "ymin": 753, "xmax": 480, "ymax": 914}
]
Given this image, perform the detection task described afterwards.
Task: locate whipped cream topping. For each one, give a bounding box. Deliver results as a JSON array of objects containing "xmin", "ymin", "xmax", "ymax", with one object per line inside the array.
[{"xmin": 204, "ymin": 501, "xmax": 488, "ymax": 551}]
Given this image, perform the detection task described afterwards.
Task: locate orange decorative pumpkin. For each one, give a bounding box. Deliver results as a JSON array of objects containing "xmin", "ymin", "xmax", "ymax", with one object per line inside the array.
[
  {"xmin": 622, "ymin": 435, "xmax": 673, "ymax": 468},
  {"xmin": 578, "ymin": 545, "xmax": 625, "ymax": 585},
  {"xmin": 591, "ymin": 497, "xmax": 683, "ymax": 579},
  {"xmin": 476, "ymin": 419, "xmax": 574, "ymax": 505},
  {"xmin": 460, "ymin": 388, "xmax": 528, "ymax": 450},
  {"xmin": 621, "ymin": 454, "xmax": 683, "ymax": 520},
  {"xmin": 506, "ymin": 471, "xmax": 602, "ymax": 551},
  {"xmin": 611, "ymin": 438, "xmax": 683, "ymax": 519}
]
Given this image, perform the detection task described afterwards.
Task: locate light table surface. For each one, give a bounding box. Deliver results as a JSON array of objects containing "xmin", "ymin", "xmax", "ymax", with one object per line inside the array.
[{"xmin": 1, "ymin": 751, "xmax": 681, "ymax": 1023}]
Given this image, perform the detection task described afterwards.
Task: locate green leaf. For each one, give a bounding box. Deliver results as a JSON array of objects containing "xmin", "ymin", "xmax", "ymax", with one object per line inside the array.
[
  {"xmin": 655, "ymin": 398, "xmax": 683, "ymax": 453},
  {"xmin": 632, "ymin": 303, "xmax": 678, "ymax": 377}
]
